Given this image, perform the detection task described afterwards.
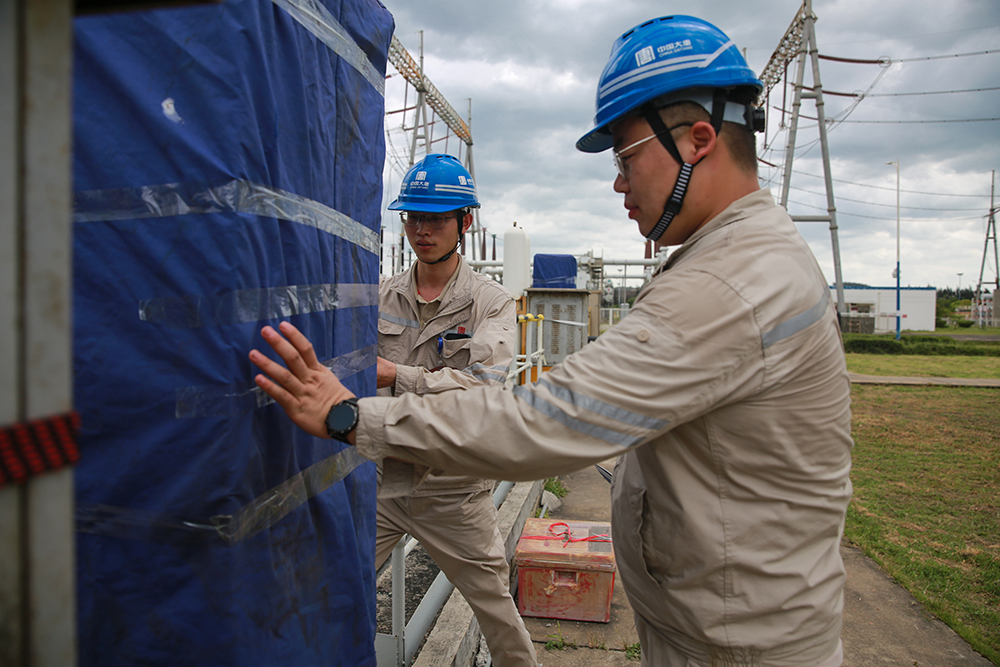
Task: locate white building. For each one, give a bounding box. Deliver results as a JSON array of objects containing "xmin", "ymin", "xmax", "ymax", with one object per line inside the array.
[{"xmin": 833, "ymin": 286, "xmax": 937, "ymax": 334}]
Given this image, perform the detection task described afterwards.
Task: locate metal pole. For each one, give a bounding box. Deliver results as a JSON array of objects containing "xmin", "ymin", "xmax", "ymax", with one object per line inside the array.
[
  {"xmin": 1, "ymin": 2, "xmax": 76, "ymax": 665},
  {"xmin": 391, "ymin": 539, "xmax": 406, "ymax": 665},
  {"xmin": 887, "ymin": 159, "xmax": 901, "ymax": 340},
  {"xmin": 802, "ymin": 0, "xmax": 846, "ymax": 316}
]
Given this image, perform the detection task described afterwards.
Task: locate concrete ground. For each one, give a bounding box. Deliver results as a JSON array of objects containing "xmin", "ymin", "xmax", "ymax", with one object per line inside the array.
[{"xmin": 527, "ymin": 460, "xmax": 995, "ymax": 666}]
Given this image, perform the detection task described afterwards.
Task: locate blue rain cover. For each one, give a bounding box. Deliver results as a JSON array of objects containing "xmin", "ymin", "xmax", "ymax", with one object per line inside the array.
[
  {"xmin": 532, "ymin": 254, "xmax": 578, "ymax": 288},
  {"xmin": 72, "ymin": 2, "xmax": 392, "ymax": 665}
]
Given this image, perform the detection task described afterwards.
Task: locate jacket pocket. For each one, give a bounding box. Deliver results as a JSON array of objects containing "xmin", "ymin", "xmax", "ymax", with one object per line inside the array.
[
  {"xmin": 378, "ymin": 318, "xmax": 407, "ymax": 358},
  {"xmin": 440, "ymin": 335, "xmax": 472, "ymax": 371},
  {"xmin": 612, "ymin": 453, "xmax": 666, "ymax": 587}
]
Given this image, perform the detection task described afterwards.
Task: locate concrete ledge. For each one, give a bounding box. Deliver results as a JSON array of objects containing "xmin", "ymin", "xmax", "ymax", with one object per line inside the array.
[
  {"xmin": 411, "ymin": 479, "xmax": 543, "ymax": 667},
  {"xmin": 849, "ymin": 373, "xmax": 1000, "ymax": 387}
]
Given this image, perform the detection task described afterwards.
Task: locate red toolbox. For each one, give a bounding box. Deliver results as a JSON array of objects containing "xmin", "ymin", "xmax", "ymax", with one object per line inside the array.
[{"xmin": 514, "ymin": 518, "xmax": 616, "ymax": 623}]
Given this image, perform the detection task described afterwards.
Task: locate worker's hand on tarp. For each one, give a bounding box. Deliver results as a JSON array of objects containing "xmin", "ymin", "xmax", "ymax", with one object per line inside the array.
[{"xmin": 250, "ymin": 321, "xmax": 355, "ymax": 440}]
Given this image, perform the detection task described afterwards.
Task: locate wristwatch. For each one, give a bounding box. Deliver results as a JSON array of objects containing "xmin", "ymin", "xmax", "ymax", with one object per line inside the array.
[{"xmin": 325, "ymin": 397, "xmax": 359, "ymax": 442}]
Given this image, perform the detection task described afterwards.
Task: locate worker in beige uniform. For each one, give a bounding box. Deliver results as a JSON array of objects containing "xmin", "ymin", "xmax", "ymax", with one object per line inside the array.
[
  {"xmin": 250, "ymin": 16, "xmax": 853, "ymax": 667},
  {"xmin": 373, "ymin": 154, "xmax": 535, "ymax": 667}
]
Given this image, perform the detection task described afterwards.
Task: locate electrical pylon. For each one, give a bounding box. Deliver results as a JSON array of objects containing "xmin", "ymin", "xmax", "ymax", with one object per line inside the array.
[
  {"xmin": 973, "ymin": 171, "xmax": 999, "ymax": 326},
  {"xmin": 758, "ymin": 0, "xmax": 846, "ymax": 315},
  {"xmin": 386, "ymin": 33, "xmax": 484, "ymax": 274}
]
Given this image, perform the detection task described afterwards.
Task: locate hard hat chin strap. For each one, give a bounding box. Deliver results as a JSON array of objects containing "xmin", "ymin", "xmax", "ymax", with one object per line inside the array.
[
  {"xmin": 425, "ymin": 239, "xmax": 461, "ymax": 265},
  {"xmin": 640, "ymin": 90, "xmax": 729, "ymax": 243},
  {"xmin": 645, "ymin": 162, "xmax": 693, "ymax": 243},
  {"xmin": 422, "ymin": 214, "xmax": 465, "ymax": 265}
]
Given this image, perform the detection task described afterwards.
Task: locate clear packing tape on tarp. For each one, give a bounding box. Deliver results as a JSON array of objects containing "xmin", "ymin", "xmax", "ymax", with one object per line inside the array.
[
  {"xmin": 77, "ymin": 445, "xmax": 369, "ymax": 545},
  {"xmin": 272, "ymin": 0, "xmax": 385, "ymax": 95},
  {"xmin": 74, "ymin": 178, "xmax": 381, "ymax": 255},
  {"xmin": 175, "ymin": 345, "xmax": 376, "ymax": 419},
  {"xmin": 138, "ymin": 283, "xmax": 378, "ymax": 329}
]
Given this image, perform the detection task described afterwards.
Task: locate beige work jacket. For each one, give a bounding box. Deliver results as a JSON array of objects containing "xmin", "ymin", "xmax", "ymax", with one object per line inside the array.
[
  {"xmin": 376, "ymin": 259, "xmax": 516, "ymax": 496},
  {"xmin": 359, "ymin": 189, "xmax": 853, "ymax": 664}
]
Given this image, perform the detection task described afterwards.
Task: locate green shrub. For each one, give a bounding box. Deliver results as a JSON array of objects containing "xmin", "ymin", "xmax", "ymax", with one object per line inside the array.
[
  {"xmin": 957, "ymin": 319, "xmax": 974, "ymax": 328},
  {"xmin": 843, "ymin": 337, "xmax": 904, "ymax": 354},
  {"xmin": 903, "ymin": 335, "xmax": 953, "ymax": 345},
  {"xmin": 841, "ymin": 334, "xmax": 1000, "ymax": 357}
]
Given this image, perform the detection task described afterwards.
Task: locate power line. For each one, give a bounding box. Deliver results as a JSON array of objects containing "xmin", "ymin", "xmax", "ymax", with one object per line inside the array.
[
  {"xmin": 786, "ymin": 197, "xmax": 983, "ymax": 223},
  {"xmin": 793, "ymin": 85, "xmax": 1000, "ymax": 98},
  {"xmin": 788, "ymin": 185, "xmax": 986, "ymax": 211},
  {"xmin": 760, "ymin": 159, "xmax": 993, "ymax": 200},
  {"xmin": 865, "ymin": 86, "xmax": 1000, "ymax": 97},
  {"xmin": 773, "ymin": 106, "xmax": 1000, "ymax": 124},
  {"xmin": 893, "ymin": 49, "xmax": 1000, "ymax": 63},
  {"xmin": 833, "ymin": 117, "xmax": 1000, "ymax": 124},
  {"xmin": 789, "ymin": 168, "xmax": 993, "ymax": 198},
  {"xmin": 819, "ymin": 48, "xmax": 1000, "ymax": 65}
]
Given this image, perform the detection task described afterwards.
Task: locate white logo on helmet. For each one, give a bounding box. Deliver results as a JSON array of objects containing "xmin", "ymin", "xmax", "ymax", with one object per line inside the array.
[
  {"xmin": 635, "ymin": 46, "xmax": 655, "ymax": 67},
  {"xmin": 415, "ymin": 171, "xmax": 427, "ymax": 181},
  {"xmin": 657, "ymin": 39, "xmax": 693, "ymax": 56},
  {"xmin": 458, "ymin": 175, "xmax": 467, "ymax": 185}
]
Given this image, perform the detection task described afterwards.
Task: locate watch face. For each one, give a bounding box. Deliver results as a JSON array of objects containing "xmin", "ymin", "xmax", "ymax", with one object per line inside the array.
[{"xmin": 326, "ymin": 400, "xmax": 358, "ymax": 434}]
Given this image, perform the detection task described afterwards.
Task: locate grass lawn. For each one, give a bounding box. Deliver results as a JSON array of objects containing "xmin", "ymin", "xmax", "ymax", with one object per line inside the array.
[
  {"xmin": 845, "ymin": 353, "xmax": 1000, "ymax": 379},
  {"xmin": 847, "ymin": 384, "xmax": 1000, "ymax": 664}
]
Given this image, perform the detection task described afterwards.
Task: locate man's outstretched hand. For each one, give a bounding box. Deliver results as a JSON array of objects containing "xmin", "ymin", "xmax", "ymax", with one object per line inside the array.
[{"xmin": 249, "ymin": 321, "xmax": 355, "ymax": 440}]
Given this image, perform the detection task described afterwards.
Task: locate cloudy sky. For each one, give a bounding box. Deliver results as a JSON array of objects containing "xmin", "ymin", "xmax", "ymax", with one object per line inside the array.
[{"xmin": 377, "ymin": 0, "xmax": 1000, "ymax": 295}]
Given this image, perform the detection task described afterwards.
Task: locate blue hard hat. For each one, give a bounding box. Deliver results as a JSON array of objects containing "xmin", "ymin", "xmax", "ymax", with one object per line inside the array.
[
  {"xmin": 577, "ymin": 15, "xmax": 763, "ymax": 153},
  {"xmin": 388, "ymin": 154, "xmax": 481, "ymax": 212}
]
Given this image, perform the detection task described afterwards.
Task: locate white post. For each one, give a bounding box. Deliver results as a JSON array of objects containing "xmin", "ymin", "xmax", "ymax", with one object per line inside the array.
[
  {"xmin": 887, "ymin": 160, "xmax": 901, "ymax": 340},
  {"xmin": 1, "ymin": 1, "xmax": 76, "ymax": 665}
]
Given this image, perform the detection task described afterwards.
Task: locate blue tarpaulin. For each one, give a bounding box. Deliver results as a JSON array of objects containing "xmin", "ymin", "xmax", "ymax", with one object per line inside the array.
[
  {"xmin": 72, "ymin": 1, "xmax": 392, "ymax": 664},
  {"xmin": 532, "ymin": 254, "xmax": 578, "ymax": 288}
]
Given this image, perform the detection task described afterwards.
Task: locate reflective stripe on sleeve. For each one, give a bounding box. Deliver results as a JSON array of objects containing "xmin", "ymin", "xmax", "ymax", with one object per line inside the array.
[
  {"xmin": 512, "ymin": 384, "xmax": 649, "ymax": 448},
  {"xmin": 761, "ymin": 292, "xmax": 831, "ymax": 349}
]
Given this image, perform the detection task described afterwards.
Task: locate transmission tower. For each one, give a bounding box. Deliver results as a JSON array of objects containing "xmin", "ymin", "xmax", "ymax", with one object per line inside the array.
[
  {"xmin": 758, "ymin": 0, "xmax": 846, "ymax": 315},
  {"xmin": 973, "ymin": 171, "xmax": 999, "ymax": 326},
  {"xmin": 386, "ymin": 33, "xmax": 485, "ymax": 274}
]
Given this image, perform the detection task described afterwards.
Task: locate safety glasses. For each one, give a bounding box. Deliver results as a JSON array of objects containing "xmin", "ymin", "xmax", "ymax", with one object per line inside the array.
[
  {"xmin": 400, "ymin": 212, "xmax": 457, "ymax": 229},
  {"xmin": 613, "ymin": 122, "xmax": 691, "ymax": 177}
]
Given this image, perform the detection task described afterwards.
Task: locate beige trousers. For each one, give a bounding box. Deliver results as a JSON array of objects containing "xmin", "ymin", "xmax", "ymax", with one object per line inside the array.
[
  {"xmin": 634, "ymin": 614, "xmax": 844, "ymax": 667},
  {"xmin": 375, "ymin": 490, "xmax": 537, "ymax": 667}
]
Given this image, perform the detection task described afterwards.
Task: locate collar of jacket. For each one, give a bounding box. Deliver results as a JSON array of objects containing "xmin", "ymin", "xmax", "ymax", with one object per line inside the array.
[
  {"xmin": 385, "ymin": 260, "xmax": 476, "ymax": 323},
  {"xmin": 651, "ymin": 188, "xmax": 777, "ymax": 280}
]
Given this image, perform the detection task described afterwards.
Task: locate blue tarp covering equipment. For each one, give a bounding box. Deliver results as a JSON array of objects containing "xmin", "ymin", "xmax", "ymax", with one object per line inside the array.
[
  {"xmin": 72, "ymin": 1, "xmax": 393, "ymax": 664},
  {"xmin": 532, "ymin": 254, "xmax": 578, "ymax": 288}
]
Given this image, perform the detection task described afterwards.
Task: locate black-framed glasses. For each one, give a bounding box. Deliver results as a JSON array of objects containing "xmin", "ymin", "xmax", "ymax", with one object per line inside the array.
[{"xmin": 400, "ymin": 212, "xmax": 457, "ymax": 229}]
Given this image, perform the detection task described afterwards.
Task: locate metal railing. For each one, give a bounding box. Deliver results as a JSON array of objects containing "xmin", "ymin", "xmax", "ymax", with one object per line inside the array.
[{"xmin": 509, "ymin": 313, "xmax": 546, "ymax": 385}]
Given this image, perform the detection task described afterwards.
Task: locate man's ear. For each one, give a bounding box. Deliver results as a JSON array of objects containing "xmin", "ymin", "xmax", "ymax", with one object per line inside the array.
[
  {"xmin": 686, "ymin": 120, "xmax": 718, "ymax": 163},
  {"xmin": 461, "ymin": 212, "xmax": 474, "ymax": 234}
]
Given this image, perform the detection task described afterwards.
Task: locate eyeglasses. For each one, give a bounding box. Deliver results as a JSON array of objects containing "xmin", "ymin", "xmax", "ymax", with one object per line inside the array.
[
  {"xmin": 612, "ymin": 122, "xmax": 692, "ymax": 178},
  {"xmin": 400, "ymin": 212, "xmax": 457, "ymax": 229}
]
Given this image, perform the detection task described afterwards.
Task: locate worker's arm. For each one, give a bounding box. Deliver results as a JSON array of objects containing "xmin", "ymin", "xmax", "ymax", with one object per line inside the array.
[{"xmin": 252, "ymin": 269, "xmax": 763, "ymax": 483}]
